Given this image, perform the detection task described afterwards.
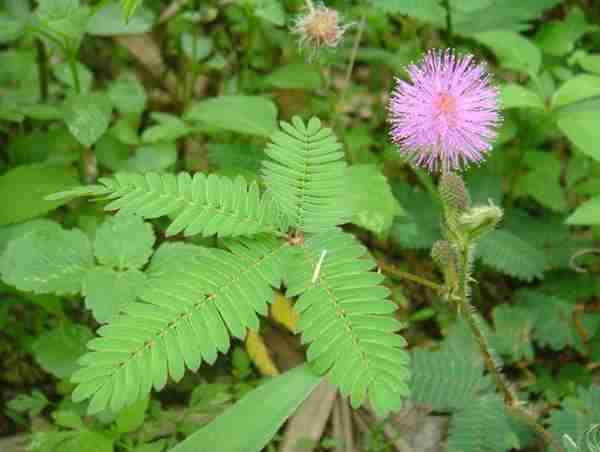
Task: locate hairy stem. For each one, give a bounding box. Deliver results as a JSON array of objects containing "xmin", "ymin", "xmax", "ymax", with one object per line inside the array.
[
  {"xmin": 378, "ymin": 261, "xmax": 446, "ymax": 294},
  {"xmin": 453, "ymin": 242, "xmax": 562, "ymax": 452}
]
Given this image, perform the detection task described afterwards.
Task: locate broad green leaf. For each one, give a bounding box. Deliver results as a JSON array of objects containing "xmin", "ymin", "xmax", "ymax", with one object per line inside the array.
[
  {"xmin": 557, "ymin": 110, "xmax": 600, "ymax": 162},
  {"xmin": 94, "ymin": 212, "xmax": 155, "ymax": 270},
  {"xmin": 7, "ymin": 391, "xmax": 49, "ymax": 416},
  {"xmin": 32, "ymin": 324, "xmax": 93, "ymax": 379},
  {"xmin": 566, "ymin": 195, "xmax": 600, "ymax": 226},
  {"xmin": 474, "ymin": 31, "xmax": 541, "ymax": 77},
  {"xmin": 0, "ymin": 220, "xmax": 61, "ymax": 255},
  {"xmin": 0, "ymin": 49, "xmax": 40, "ymax": 106},
  {"xmin": 0, "ymin": 222, "xmax": 94, "ymax": 294},
  {"xmin": 180, "ymin": 34, "xmax": 213, "ymax": 62},
  {"xmin": 82, "ymin": 266, "xmax": 146, "ymax": 323},
  {"xmin": 62, "ymin": 430, "xmax": 114, "ymax": 452},
  {"xmin": 185, "ymin": 95, "xmax": 278, "ymax": 137},
  {"xmin": 133, "ymin": 442, "xmax": 168, "ymax": 452},
  {"xmin": 8, "ymin": 128, "xmax": 80, "ymax": 166},
  {"xmin": 578, "ymin": 54, "xmax": 600, "ymax": 75},
  {"xmin": 108, "ymin": 74, "xmax": 147, "ymax": 115},
  {"xmin": 124, "ymin": 142, "xmax": 178, "ymax": 172},
  {"xmin": 52, "ymin": 61, "xmax": 94, "ymax": 93},
  {"xmin": 87, "ymin": 2, "xmax": 154, "ymax": 35},
  {"xmin": 209, "ymin": 143, "xmax": 263, "ymax": 183},
  {"xmin": 95, "ymin": 134, "xmax": 130, "ymax": 171},
  {"xmin": 64, "ymin": 92, "xmax": 113, "ymax": 147},
  {"xmin": 390, "ymin": 182, "xmax": 442, "ymax": 250},
  {"xmin": 262, "ymin": 63, "xmax": 321, "ymax": 91},
  {"xmin": 52, "ymin": 410, "xmax": 85, "ymax": 429},
  {"xmin": 553, "ymin": 75, "xmax": 600, "ymax": 108},
  {"xmin": 0, "ymin": 164, "xmax": 78, "ymax": 225},
  {"xmin": 345, "ymin": 165, "xmax": 405, "ymax": 237},
  {"xmin": 115, "ymin": 397, "xmax": 149, "ymax": 433},
  {"xmin": 169, "ymin": 365, "xmax": 323, "ymax": 452},
  {"xmin": 450, "ymin": 0, "xmax": 493, "ymax": 13},
  {"xmin": 500, "ymin": 84, "xmax": 544, "ymax": 109},
  {"xmin": 120, "ymin": 0, "xmax": 143, "ymax": 21},
  {"xmin": 254, "ymin": 0, "xmax": 285, "ymax": 26},
  {"xmin": 141, "ymin": 113, "xmax": 192, "ymax": 143},
  {"xmin": 0, "ymin": 0, "xmax": 30, "ymax": 43},
  {"xmin": 514, "ymin": 151, "xmax": 566, "ymax": 211},
  {"xmin": 535, "ymin": 7, "xmax": 589, "ymax": 57},
  {"xmin": 371, "ymin": 0, "xmax": 445, "ymax": 22},
  {"xmin": 35, "ymin": 0, "xmax": 90, "ymax": 42}
]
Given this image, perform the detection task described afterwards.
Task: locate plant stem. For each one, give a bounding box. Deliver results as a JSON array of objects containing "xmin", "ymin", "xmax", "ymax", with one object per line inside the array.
[
  {"xmin": 339, "ymin": 10, "xmax": 366, "ymax": 107},
  {"xmin": 378, "ymin": 261, "xmax": 446, "ymax": 294},
  {"xmin": 452, "ymin": 242, "xmax": 562, "ymax": 452},
  {"xmin": 67, "ymin": 47, "xmax": 81, "ymax": 94},
  {"xmin": 304, "ymin": 0, "xmax": 314, "ymax": 12},
  {"xmin": 35, "ymin": 38, "xmax": 49, "ymax": 100},
  {"xmin": 442, "ymin": 0, "xmax": 453, "ymax": 42}
]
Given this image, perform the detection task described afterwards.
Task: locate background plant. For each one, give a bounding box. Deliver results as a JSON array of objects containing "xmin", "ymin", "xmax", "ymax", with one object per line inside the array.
[{"xmin": 1, "ymin": 1, "xmax": 600, "ymax": 452}]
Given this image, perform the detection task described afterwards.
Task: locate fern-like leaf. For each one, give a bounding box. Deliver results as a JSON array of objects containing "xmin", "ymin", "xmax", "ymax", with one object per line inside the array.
[
  {"xmin": 447, "ymin": 394, "xmax": 520, "ymax": 452},
  {"xmin": 70, "ymin": 235, "xmax": 287, "ymax": 414},
  {"xmin": 477, "ymin": 229, "xmax": 548, "ymax": 281},
  {"xmin": 285, "ymin": 229, "xmax": 410, "ymax": 416},
  {"xmin": 549, "ymin": 386, "xmax": 600, "ymax": 450},
  {"xmin": 262, "ymin": 117, "xmax": 348, "ymax": 233},
  {"xmin": 48, "ymin": 172, "xmax": 281, "ymax": 238},
  {"xmin": 410, "ymin": 347, "xmax": 492, "ymax": 411}
]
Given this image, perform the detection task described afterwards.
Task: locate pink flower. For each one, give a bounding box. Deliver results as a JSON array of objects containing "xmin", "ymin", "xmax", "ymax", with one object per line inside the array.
[{"xmin": 388, "ymin": 49, "xmax": 501, "ymax": 172}]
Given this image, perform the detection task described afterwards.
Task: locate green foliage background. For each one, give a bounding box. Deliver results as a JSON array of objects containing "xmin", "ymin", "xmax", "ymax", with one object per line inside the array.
[{"xmin": 1, "ymin": 0, "xmax": 600, "ymax": 451}]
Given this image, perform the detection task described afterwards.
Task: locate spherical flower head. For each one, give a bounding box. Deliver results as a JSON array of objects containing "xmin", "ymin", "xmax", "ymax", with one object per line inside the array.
[
  {"xmin": 292, "ymin": 4, "xmax": 348, "ymax": 59},
  {"xmin": 387, "ymin": 49, "xmax": 502, "ymax": 172}
]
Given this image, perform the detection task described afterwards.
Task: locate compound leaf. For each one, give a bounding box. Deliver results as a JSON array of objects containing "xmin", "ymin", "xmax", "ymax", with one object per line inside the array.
[{"xmin": 285, "ymin": 229, "xmax": 410, "ymax": 416}]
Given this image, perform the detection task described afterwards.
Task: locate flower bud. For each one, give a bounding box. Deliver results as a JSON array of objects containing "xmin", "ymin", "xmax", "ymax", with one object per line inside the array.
[
  {"xmin": 458, "ymin": 202, "xmax": 503, "ymax": 240},
  {"xmin": 439, "ymin": 172, "xmax": 471, "ymax": 214}
]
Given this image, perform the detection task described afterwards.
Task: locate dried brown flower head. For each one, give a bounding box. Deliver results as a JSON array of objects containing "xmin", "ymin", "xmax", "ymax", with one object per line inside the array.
[{"xmin": 292, "ymin": 4, "xmax": 348, "ymax": 59}]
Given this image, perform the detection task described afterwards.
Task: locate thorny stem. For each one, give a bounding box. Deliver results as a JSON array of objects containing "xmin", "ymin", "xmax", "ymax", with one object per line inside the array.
[
  {"xmin": 452, "ymin": 242, "xmax": 563, "ymax": 452},
  {"xmin": 378, "ymin": 261, "xmax": 446, "ymax": 294}
]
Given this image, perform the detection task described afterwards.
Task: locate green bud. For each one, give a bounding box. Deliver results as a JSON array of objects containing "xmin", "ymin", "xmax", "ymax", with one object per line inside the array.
[
  {"xmin": 458, "ymin": 202, "xmax": 503, "ymax": 240},
  {"xmin": 439, "ymin": 172, "xmax": 471, "ymax": 215}
]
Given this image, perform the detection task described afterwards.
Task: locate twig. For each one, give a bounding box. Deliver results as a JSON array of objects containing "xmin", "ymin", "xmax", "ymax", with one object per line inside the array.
[{"xmin": 378, "ymin": 261, "xmax": 446, "ymax": 294}]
